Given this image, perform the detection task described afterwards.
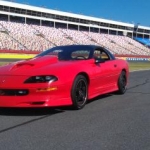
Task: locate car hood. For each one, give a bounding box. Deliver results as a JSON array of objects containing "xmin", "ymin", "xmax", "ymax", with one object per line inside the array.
[{"xmin": 0, "ymin": 55, "xmax": 90, "ymax": 76}]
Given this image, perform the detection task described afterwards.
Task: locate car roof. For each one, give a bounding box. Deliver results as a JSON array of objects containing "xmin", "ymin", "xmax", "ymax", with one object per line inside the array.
[
  {"xmin": 53, "ymin": 44, "xmax": 111, "ymax": 54},
  {"xmin": 53, "ymin": 44, "xmax": 104, "ymax": 50},
  {"xmin": 52, "ymin": 45, "xmax": 115, "ymax": 60}
]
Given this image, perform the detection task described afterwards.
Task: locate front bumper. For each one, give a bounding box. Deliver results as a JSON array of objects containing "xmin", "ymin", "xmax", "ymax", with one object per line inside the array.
[{"xmin": 0, "ymin": 86, "xmax": 72, "ymax": 107}]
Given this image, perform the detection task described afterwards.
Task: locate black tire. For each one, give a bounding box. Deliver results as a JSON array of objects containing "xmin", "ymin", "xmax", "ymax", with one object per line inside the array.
[
  {"xmin": 118, "ymin": 71, "xmax": 127, "ymax": 94},
  {"xmin": 71, "ymin": 75, "xmax": 88, "ymax": 110}
]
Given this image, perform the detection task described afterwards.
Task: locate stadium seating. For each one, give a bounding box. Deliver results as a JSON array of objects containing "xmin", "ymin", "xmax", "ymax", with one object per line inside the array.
[{"xmin": 0, "ymin": 20, "xmax": 150, "ymax": 56}]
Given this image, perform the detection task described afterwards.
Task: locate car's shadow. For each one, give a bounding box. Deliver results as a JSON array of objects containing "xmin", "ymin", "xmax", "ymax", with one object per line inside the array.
[
  {"xmin": 0, "ymin": 107, "xmax": 64, "ymax": 116},
  {"xmin": 60, "ymin": 93, "xmax": 115, "ymax": 111},
  {"xmin": 0, "ymin": 108, "xmax": 65, "ymax": 134},
  {"xmin": 88, "ymin": 93, "xmax": 114, "ymax": 104}
]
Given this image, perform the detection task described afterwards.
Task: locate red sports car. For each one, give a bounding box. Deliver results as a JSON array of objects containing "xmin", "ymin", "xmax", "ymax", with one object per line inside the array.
[{"xmin": 0, "ymin": 45, "xmax": 129, "ymax": 109}]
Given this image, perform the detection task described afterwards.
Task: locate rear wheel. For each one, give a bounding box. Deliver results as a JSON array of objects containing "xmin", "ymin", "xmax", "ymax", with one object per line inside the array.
[
  {"xmin": 118, "ymin": 71, "xmax": 127, "ymax": 94},
  {"xmin": 71, "ymin": 75, "xmax": 88, "ymax": 110}
]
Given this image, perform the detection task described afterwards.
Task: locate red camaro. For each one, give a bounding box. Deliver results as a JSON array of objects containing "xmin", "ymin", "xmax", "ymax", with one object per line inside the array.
[{"xmin": 0, "ymin": 45, "xmax": 129, "ymax": 109}]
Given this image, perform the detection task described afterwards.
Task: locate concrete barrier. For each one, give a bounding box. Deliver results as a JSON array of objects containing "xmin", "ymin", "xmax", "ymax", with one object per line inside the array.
[{"xmin": 0, "ymin": 53, "xmax": 35, "ymax": 59}]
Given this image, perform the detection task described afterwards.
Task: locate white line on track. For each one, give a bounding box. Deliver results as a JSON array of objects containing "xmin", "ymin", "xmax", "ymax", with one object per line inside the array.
[{"xmin": 130, "ymin": 69, "xmax": 150, "ymax": 72}]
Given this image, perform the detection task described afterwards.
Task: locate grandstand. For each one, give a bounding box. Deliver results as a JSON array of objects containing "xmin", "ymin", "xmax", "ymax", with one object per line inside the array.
[{"xmin": 0, "ymin": 0, "xmax": 150, "ymax": 57}]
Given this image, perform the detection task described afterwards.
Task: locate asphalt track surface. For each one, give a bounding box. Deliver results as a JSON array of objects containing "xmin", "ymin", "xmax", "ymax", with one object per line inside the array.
[{"xmin": 0, "ymin": 70, "xmax": 150, "ymax": 150}]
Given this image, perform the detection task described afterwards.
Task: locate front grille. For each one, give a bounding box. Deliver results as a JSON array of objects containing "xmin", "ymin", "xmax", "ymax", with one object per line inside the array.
[{"xmin": 0, "ymin": 89, "xmax": 29, "ymax": 96}]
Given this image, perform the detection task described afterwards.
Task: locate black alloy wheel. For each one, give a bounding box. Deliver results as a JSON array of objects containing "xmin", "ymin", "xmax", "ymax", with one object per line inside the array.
[
  {"xmin": 71, "ymin": 75, "xmax": 88, "ymax": 110},
  {"xmin": 118, "ymin": 71, "xmax": 127, "ymax": 94}
]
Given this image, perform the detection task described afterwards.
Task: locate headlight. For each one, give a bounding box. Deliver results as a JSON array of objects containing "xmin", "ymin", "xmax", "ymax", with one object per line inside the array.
[{"xmin": 24, "ymin": 75, "xmax": 58, "ymax": 83}]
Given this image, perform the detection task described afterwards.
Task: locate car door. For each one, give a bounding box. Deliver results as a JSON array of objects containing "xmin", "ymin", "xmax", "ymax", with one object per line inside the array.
[{"xmin": 91, "ymin": 48, "xmax": 119, "ymax": 94}]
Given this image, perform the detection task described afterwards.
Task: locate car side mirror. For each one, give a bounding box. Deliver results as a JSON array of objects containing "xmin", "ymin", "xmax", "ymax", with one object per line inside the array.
[{"xmin": 95, "ymin": 59, "xmax": 105, "ymax": 64}]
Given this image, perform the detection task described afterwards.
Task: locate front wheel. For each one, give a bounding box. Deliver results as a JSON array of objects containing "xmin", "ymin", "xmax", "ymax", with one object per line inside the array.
[
  {"xmin": 71, "ymin": 75, "xmax": 88, "ymax": 110},
  {"xmin": 117, "ymin": 71, "xmax": 127, "ymax": 94}
]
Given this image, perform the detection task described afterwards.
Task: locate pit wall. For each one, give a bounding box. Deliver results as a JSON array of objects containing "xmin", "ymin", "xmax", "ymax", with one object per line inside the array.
[
  {"xmin": 0, "ymin": 49, "xmax": 38, "ymax": 59},
  {"xmin": 115, "ymin": 55, "xmax": 150, "ymax": 62},
  {"xmin": 0, "ymin": 53, "xmax": 35, "ymax": 59},
  {"xmin": 0, "ymin": 50, "xmax": 150, "ymax": 62}
]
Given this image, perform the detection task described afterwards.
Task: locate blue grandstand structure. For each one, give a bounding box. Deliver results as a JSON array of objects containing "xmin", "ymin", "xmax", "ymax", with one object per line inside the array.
[{"xmin": 134, "ymin": 37, "xmax": 150, "ymax": 47}]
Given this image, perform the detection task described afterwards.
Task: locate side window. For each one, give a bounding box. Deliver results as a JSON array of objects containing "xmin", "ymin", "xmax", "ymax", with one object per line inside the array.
[
  {"xmin": 71, "ymin": 50, "xmax": 90, "ymax": 60},
  {"xmin": 94, "ymin": 49, "xmax": 110, "ymax": 61}
]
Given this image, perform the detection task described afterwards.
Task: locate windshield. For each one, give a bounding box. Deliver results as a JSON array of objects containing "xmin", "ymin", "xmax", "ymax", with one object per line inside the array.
[{"xmin": 35, "ymin": 45, "xmax": 93, "ymax": 60}]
